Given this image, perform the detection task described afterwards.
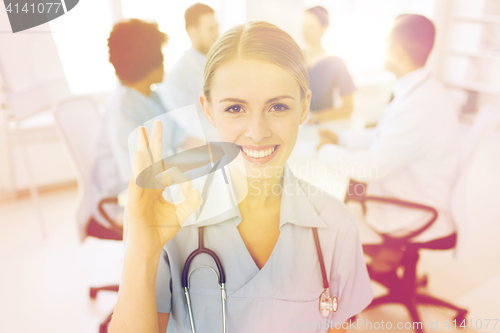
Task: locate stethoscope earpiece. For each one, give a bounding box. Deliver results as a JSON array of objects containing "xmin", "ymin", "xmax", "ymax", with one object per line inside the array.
[{"xmin": 319, "ymin": 289, "xmax": 338, "ymax": 318}]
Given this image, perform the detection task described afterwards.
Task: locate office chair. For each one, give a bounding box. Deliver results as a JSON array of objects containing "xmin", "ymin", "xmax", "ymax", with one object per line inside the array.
[
  {"xmin": 53, "ymin": 97, "xmax": 123, "ymax": 333},
  {"xmin": 344, "ymin": 104, "xmax": 500, "ymax": 333}
]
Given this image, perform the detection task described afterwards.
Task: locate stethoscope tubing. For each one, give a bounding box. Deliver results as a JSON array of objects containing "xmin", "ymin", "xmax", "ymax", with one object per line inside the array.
[
  {"xmin": 182, "ymin": 228, "xmax": 227, "ymax": 333},
  {"xmin": 181, "ymin": 227, "xmax": 226, "ymax": 288},
  {"xmin": 181, "ymin": 159, "xmax": 228, "ymax": 333}
]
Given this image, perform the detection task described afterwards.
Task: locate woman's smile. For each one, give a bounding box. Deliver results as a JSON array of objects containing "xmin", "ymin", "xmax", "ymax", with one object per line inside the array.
[{"xmin": 239, "ymin": 144, "xmax": 280, "ymax": 164}]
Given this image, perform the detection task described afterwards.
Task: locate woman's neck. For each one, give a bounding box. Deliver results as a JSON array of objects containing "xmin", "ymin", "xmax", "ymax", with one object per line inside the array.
[
  {"xmin": 229, "ymin": 165, "xmax": 283, "ymax": 210},
  {"xmin": 244, "ymin": 176, "xmax": 283, "ymax": 209}
]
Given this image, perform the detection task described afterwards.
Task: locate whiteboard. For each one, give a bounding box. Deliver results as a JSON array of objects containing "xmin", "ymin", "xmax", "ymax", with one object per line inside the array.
[{"xmin": 0, "ymin": 7, "xmax": 70, "ymax": 120}]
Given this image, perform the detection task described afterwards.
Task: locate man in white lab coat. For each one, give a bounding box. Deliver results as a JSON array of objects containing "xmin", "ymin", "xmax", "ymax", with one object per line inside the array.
[{"xmin": 316, "ymin": 15, "xmax": 460, "ymax": 259}]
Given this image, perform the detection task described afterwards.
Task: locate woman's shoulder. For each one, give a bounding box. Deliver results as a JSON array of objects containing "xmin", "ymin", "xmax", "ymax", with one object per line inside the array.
[{"xmin": 296, "ymin": 178, "xmax": 357, "ymax": 232}]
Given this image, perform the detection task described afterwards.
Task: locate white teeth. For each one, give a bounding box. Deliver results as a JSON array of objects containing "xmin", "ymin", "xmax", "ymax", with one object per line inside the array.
[{"xmin": 241, "ymin": 146, "xmax": 277, "ymax": 159}]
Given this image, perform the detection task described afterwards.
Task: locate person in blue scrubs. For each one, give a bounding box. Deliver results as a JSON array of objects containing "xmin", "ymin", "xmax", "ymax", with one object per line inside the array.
[
  {"xmin": 109, "ymin": 21, "xmax": 372, "ymax": 333},
  {"xmin": 90, "ymin": 19, "xmax": 201, "ymax": 234},
  {"xmin": 302, "ymin": 6, "xmax": 356, "ymax": 123}
]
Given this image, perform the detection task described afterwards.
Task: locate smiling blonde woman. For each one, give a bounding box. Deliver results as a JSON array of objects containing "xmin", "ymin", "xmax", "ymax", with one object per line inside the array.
[{"xmin": 109, "ymin": 21, "xmax": 372, "ymax": 333}]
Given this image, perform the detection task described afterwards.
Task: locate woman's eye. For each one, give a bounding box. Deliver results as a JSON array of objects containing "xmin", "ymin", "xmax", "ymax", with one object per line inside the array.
[
  {"xmin": 225, "ymin": 105, "xmax": 243, "ymax": 113},
  {"xmin": 270, "ymin": 104, "xmax": 289, "ymax": 112}
]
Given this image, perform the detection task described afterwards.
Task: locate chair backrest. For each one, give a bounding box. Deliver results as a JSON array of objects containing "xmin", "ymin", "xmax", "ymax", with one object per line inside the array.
[
  {"xmin": 344, "ymin": 179, "xmax": 439, "ymax": 244},
  {"xmin": 53, "ymin": 97, "xmax": 102, "ymax": 242},
  {"xmin": 451, "ymin": 104, "xmax": 500, "ymax": 258}
]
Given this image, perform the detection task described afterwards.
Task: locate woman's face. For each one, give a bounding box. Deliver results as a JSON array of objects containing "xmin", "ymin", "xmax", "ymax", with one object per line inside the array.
[
  {"xmin": 302, "ymin": 12, "xmax": 325, "ymax": 46},
  {"xmin": 201, "ymin": 58, "xmax": 311, "ymax": 179}
]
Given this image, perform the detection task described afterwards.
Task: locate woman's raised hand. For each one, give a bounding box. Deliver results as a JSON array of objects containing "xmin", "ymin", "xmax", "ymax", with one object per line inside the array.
[{"xmin": 126, "ymin": 120, "xmax": 203, "ymax": 261}]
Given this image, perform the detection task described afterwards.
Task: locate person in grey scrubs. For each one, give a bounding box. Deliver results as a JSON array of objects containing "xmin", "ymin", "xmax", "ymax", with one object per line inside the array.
[{"xmin": 109, "ymin": 21, "xmax": 373, "ymax": 333}]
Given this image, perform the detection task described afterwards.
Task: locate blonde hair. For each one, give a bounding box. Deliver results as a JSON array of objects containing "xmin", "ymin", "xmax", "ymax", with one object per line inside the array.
[{"xmin": 203, "ymin": 21, "xmax": 309, "ymax": 102}]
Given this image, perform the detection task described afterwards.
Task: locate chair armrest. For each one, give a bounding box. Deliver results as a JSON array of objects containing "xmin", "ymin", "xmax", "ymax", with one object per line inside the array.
[
  {"xmin": 363, "ymin": 196, "xmax": 438, "ymax": 242},
  {"xmin": 344, "ymin": 179, "xmax": 369, "ymax": 213},
  {"xmin": 98, "ymin": 197, "xmax": 123, "ymax": 237},
  {"xmin": 344, "ymin": 179, "xmax": 438, "ymax": 242}
]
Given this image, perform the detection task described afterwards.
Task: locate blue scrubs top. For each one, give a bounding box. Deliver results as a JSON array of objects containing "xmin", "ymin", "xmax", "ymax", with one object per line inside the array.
[
  {"xmin": 308, "ymin": 55, "xmax": 356, "ymax": 112},
  {"xmin": 90, "ymin": 84, "xmax": 187, "ymax": 226},
  {"xmin": 155, "ymin": 162, "xmax": 373, "ymax": 332}
]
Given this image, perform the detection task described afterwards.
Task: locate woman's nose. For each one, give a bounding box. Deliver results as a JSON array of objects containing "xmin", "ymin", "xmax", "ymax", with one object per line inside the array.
[{"xmin": 244, "ymin": 113, "xmax": 271, "ymax": 142}]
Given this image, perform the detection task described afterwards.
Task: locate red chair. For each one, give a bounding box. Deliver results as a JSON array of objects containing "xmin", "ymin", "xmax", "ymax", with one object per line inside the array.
[
  {"xmin": 343, "ymin": 104, "xmax": 500, "ymax": 332},
  {"xmin": 344, "ymin": 179, "xmax": 467, "ymax": 333}
]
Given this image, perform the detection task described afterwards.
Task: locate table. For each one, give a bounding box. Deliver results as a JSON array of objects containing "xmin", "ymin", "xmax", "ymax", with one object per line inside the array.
[{"xmin": 287, "ymin": 120, "xmax": 359, "ymax": 201}]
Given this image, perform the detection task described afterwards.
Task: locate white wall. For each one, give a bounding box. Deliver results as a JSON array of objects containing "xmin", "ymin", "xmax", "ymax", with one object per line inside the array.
[
  {"xmin": 246, "ymin": 0, "xmax": 304, "ymax": 43},
  {"xmin": 0, "ymin": 112, "xmax": 76, "ymax": 196}
]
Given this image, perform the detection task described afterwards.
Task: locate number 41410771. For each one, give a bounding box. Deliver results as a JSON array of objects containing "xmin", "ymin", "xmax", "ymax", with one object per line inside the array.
[
  {"xmin": 444, "ymin": 318, "xmax": 498, "ymax": 330},
  {"xmin": 6, "ymin": 2, "xmax": 62, "ymax": 14}
]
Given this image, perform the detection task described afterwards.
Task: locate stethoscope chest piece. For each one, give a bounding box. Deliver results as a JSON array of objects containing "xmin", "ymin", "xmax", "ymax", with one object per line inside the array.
[{"xmin": 319, "ymin": 289, "xmax": 338, "ymax": 318}]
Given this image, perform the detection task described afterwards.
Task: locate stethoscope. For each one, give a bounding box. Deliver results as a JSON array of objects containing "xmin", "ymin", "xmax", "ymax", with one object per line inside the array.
[{"xmin": 180, "ymin": 160, "xmax": 338, "ymax": 333}]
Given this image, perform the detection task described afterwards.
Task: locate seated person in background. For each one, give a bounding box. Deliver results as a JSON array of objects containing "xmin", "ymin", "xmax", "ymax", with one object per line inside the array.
[
  {"xmin": 90, "ymin": 19, "xmax": 201, "ymax": 233},
  {"xmin": 159, "ymin": 3, "xmax": 219, "ymax": 141},
  {"xmin": 316, "ymin": 14, "xmax": 460, "ymax": 271},
  {"xmin": 302, "ymin": 6, "xmax": 356, "ymax": 123}
]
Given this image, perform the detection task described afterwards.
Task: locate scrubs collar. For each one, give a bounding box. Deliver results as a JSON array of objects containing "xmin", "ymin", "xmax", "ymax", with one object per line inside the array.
[
  {"xmin": 119, "ymin": 83, "xmax": 160, "ymax": 104},
  {"xmin": 182, "ymin": 162, "xmax": 327, "ymax": 230},
  {"xmin": 392, "ymin": 67, "xmax": 429, "ymax": 100},
  {"xmin": 279, "ymin": 164, "xmax": 328, "ymax": 230},
  {"xmin": 187, "ymin": 47, "xmax": 207, "ymax": 69}
]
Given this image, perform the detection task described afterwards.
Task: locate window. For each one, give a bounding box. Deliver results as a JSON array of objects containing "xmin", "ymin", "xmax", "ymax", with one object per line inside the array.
[
  {"xmin": 49, "ymin": 0, "xmax": 437, "ymax": 94},
  {"xmin": 49, "ymin": 0, "xmax": 117, "ymax": 95},
  {"xmin": 120, "ymin": 0, "xmax": 221, "ymax": 71},
  {"xmin": 50, "ymin": 0, "xmax": 222, "ymax": 94},
  {"xmin": 304, "ymin": 0, "xmax": 436, "ymax": 85}
]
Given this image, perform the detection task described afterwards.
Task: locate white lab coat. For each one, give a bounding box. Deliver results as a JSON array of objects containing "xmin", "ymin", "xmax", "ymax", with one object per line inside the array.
[{"xmin": 318, "ymin": 68, "xmax": 460, "ymax": 242}]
